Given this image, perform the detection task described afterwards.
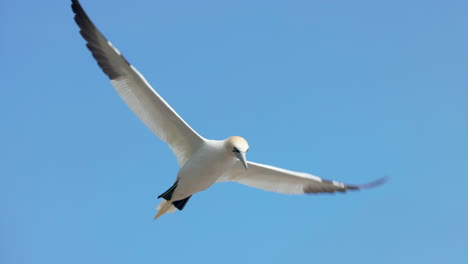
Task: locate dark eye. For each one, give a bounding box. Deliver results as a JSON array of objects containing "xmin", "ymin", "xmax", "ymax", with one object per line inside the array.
[{"xmin": 233, "ymin": 147, "xmax": 240, "ymax": 153}]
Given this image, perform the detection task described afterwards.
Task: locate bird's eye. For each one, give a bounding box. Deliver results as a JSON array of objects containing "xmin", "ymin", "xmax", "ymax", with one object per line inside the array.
[{"xmin": 233, "ymin": 147, "xmax": 240, "ymax": 153}]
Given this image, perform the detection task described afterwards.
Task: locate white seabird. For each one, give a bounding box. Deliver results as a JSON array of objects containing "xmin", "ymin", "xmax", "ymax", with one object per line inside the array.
[{"xmin": 71, "ymin": 0, "xmax": 386, "ymax": 220}]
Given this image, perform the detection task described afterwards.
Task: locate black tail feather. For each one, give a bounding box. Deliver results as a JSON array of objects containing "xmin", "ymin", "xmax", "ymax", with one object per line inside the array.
[
  {"xmin": 158, "ymin": 179, "xmax": 178, "ymax": 200},
  {"xmin": 172, "ymin": 196, "xmax": 192, "ymax": 210}
]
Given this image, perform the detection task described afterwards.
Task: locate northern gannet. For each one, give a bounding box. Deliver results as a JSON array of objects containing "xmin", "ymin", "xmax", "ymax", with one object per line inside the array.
[{"xmin": 71, "ymin": 0, "xmax": 386, "ymax": 220}]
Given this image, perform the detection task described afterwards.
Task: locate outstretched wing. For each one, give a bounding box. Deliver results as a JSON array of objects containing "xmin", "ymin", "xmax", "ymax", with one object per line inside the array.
[
  {"xmin": 71, "ymin": 0, "xmax": 205, "ymax": 166},
  {"xmin": 225, "ymin": 161, "xmax": 386, "ymax": 194}
]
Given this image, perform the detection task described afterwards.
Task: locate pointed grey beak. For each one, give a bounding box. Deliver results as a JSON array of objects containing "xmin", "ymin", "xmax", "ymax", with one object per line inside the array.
[{"xmin": 235, "ymin": 151, "xmax": 248, "ymax": 169}]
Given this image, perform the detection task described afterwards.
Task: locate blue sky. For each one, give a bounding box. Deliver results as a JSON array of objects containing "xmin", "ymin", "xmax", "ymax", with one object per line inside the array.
[{"xmin": 2, "ymin": 0, "xmax": 467, "ymax": 263}]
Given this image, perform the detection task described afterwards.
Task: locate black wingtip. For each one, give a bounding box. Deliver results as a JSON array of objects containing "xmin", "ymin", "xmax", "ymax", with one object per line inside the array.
[
  {"xmin": 71, "ymin": 0, "xmax": 81, "ymax": 16},
  {"xmin": 348, "ymin": 176, "xmax": 389, "ymax": 190},
  {"xmin": 71, "ymin": 0, "xmax": 131, "ymax": 80}
]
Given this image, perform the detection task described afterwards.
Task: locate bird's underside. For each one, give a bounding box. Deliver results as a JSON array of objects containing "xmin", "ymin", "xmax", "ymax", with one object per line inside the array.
[{"xmin": 71, "ymin": 0, "xmax": 387, "ymax": 220}]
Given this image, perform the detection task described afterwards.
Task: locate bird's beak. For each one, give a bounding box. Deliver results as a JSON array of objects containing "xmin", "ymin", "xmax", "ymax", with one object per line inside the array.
[{"xmin": 235, "ymin": 151, "xmax": 248, "ymax": 169}]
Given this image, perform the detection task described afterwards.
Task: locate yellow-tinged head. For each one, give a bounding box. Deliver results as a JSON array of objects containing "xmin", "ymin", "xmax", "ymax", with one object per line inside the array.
[{"xmin": 224, "ymin": 136, "xmax": 249, "ymax": 169}]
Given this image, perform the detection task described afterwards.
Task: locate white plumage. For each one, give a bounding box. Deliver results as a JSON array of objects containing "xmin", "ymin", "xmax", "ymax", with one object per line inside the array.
[{"xmin": 71, "ymin": 0, "xmax": 386, "ymax": 220}]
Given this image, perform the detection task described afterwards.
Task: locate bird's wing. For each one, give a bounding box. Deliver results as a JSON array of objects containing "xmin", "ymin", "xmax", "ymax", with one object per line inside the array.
[
  {"xmin": 224, "ymin": 161, "xmax": 386, "ymax": 194},
  {"xmin": 71, "ymin": 0, "xmax": 204, "ymax": 166}
]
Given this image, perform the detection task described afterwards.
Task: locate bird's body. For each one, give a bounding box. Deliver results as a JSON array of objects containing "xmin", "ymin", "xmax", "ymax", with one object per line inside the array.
[
  {"xmin": 154, "ymin": 137, "xmax": 249, "ymax": 218},
  {"xmin": 173, "ymin": 140, "xmax": 236, "ymax": 201},
  {"xmin": 71, "ymin": 0, "xmax": 386, "ymax": 220}
]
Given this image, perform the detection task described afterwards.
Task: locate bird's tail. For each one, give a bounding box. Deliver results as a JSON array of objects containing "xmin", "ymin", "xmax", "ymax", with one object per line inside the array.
[{"xmin": 153, "ymin": 200, "xmax": 177, "ymax": 220}]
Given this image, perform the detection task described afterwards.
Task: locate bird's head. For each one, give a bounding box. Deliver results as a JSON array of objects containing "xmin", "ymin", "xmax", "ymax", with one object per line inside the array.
[{"xmin": 225, "ymin": 136, "xmax": 249, "ymax": 169}]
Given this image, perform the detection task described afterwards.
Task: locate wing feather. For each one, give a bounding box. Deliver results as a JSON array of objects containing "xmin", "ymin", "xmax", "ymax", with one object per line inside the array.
[
  {"xmin": 226, "ymin": 161, "xmax": 386, "ymax": 195},
  {"xmin": 71, "ymin": 0, "xmax": 204, "ymax": 165}
]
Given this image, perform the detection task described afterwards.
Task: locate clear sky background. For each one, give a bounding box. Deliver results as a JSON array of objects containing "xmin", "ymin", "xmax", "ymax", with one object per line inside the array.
[{"xmin": 2, "ymin": 0, "xmax": 467, "ymax": 263}]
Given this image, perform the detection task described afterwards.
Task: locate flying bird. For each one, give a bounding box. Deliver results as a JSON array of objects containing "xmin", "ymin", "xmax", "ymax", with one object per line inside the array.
[{"xmin": 71, "ymin": 0, "xmax": 386, "ymax": 220}]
